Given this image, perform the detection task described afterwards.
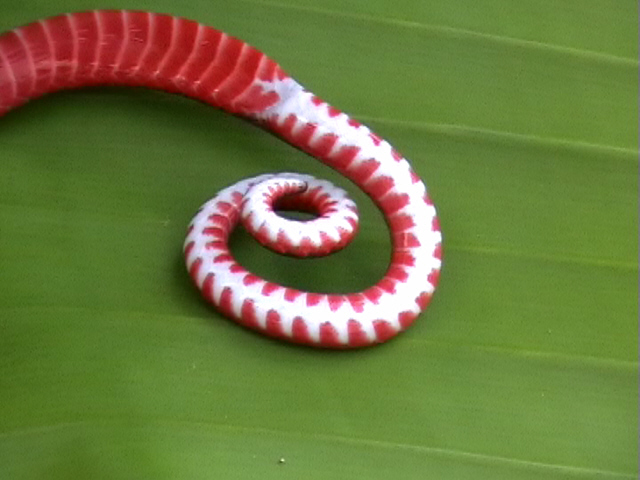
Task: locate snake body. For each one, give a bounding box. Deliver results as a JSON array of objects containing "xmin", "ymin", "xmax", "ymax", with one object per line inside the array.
[{"xmin": 0, "ymin": 10, "xmax": 442, "ymax": 348}]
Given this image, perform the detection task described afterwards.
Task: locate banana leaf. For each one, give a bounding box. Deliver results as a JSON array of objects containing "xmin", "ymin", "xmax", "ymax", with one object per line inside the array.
[{"xmin": 1, "ymin": 1, "xmax": 637, "ymax": 478}]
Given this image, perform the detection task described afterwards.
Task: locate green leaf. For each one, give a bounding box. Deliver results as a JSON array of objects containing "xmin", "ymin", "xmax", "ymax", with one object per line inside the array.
[{"xmin": 1, "ymin": 1, "xmax": 637, "ymax": 479}]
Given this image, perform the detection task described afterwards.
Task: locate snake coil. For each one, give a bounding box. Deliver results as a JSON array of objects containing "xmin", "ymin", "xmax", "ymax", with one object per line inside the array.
[{"xmin": 0, "ymin": 10, "xmax": 442, "ymax": 348}]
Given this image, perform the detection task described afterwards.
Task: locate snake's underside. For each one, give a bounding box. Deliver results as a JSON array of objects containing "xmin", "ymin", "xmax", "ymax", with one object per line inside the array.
[{"xmin": 0, "ymin": 10, "xmax": 442, "ymax": 348}]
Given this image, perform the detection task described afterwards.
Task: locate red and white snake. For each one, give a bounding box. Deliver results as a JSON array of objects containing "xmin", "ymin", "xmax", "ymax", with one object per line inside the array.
[{"xmin": 0, "ymin": 10, "xmax": 442, "ymax": 348}]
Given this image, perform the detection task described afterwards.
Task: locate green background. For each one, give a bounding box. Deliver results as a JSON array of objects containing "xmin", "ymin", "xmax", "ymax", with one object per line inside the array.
[{"xmin": 1, "ymin": 1, "xmax": 637, "ymax": 478}]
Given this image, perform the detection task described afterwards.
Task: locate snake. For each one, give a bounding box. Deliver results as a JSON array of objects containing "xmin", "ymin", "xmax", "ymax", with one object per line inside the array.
[{"xmin": 0, "ymin": 10, "xmax": 442, "ymax": 348}]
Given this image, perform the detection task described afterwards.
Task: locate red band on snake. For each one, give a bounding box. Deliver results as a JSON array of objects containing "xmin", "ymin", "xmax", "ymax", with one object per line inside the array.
[{"xmin": 0, "ymin": 10, "xmax": 442, "ymax": 348}]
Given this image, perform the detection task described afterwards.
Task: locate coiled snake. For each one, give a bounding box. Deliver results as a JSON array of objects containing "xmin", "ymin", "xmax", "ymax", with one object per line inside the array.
[{"xmin": 0, "ymin": 10, "xmax": 442, "ymax": 348}]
